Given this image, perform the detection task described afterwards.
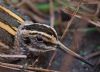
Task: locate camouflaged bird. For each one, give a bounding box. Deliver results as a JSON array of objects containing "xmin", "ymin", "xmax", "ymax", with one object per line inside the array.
[
  {"xmin": 0, "ymin": 5, "xmax": 94, "ymax": 69},
  {"xmin": 0, "ymin": 5, "xmax": 58, "ymax": 68}
]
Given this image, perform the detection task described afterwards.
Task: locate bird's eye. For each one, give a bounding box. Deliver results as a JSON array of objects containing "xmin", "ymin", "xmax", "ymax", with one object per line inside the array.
[
  {"xmin": 36, "ymin": 37, "xmax": 43, "ymax": 42},
  {"xmin": 23, "ymin": 37, "xmax": 31, "ymax": 45}
]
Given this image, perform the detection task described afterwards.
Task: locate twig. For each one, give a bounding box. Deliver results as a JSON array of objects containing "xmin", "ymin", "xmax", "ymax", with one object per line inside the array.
[
  {"xmin": 84, "ymin": 51, "xmax": 100, "ymax": 59},
  {"xmin": 58, "ymin": 8, "xmax": 63, "ymax": 35},
  {"xmin": 66, "ymin": 0, "xmax": 99, "ymax": 4},
  {"xmin": 62, "ymin": 7, "xmax": 100, "ymax": 27},
  {"xmin": 49, "ymin": 0, "xmax": 55, "ymax": 27},
  {"xmin": 0, "ymin": 62, "xmax": 59, "ymax": 72},
  {"xmin": 0, "ymin": 54, "xmax": 27, "ymax": 58},
  {"xmin": 32, "ymin": 57, "xmax": 39, "ymax": 66},
  {"xmin": 47, "ymin": 50, "xmax": 57, "ymax": 68},
  {"xmin": 61, "ymin": 0, "xmax": 83, "ymax": 41},
  {"xmin": 60, "ymin": 19, "xmax": 88, "ymax": 72},
  {"xmin": 12, "ymin": 0, "xmax": 47, "ymax": 19},
  {"xmin": 18, "ymin": 8, "xmax": 48, "ymax": 24},
  {"xmin": 24, "ymin": 0, "xmax": 47, "ymax": 18},
  {"xmin": 95, "ymin": 3, "xmax": 100, "ymax": 16},
  {"xmin": 16, "ymin": 1, "xmax": 24, "ymax": 8},
  {"xmin": 82, "ymin": 0, "xmax": 100, "ymax": 4}
]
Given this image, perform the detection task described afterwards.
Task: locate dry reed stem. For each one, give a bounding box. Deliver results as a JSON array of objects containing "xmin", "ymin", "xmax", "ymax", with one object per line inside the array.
[{"xmin": 61, "ymin": 0, "xmax": 83, "ymax": 41}]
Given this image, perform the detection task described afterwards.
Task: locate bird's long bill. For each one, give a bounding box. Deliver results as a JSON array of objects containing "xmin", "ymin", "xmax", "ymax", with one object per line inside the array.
[{"xmin": 57, "ymin": 41, "xmax": 94, "ymax": 67}]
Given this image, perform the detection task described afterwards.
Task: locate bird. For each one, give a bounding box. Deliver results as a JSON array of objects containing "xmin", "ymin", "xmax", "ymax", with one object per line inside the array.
[
  {"xmin": 14, "ymin": 21, "xmax": 58, "ymax": 68},
  {"xmin": 0, "ymin": 5, "xmax": 94, "ymax": 69}
]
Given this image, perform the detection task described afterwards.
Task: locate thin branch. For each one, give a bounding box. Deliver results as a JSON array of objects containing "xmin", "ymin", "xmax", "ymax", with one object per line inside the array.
[
  {"xmin": 60, "ymin": 19, "xmax": 88, "ymax": 72},
  {"xmin": 84, "ymin": 51, "xmax": 100, "ymax": 59},
  {"xmin": 47, "ymin": 50, "xmax": 57, "ymax": 68},
  {"xmin": 0, "ymin": 54, "xmax": 27, "ymax": 58},
  {"xmin": 49, "ymin": 0, "xmax": 55, "ymax": 27},
  {"xmin": 62, "ymin": 8, "xmax": 100, "ymax": 27},
  {"xmin": 18, "ymin": 8, "xmax": 48, "ymax": 24},
  {"xmin": 0, "ymin": 62, "xmax": 59, "ymax": 72},
  {"xmin": 95, "ymin": 3, "xmax": 100, "ymax": 16},
  {"xmin": 61, "ymin": 0, "xmax": 83, "ymax": 41},
  {"xmin": 16, "ymin": 1, "xmax": 24, "ymax": 8},
  {"xmin": 24, "ymin": 0, "xmax": 47, "ymax": 18},
  {"xmin": 82, "ymin": 0, "xmax": 100, "ymax": 4}
]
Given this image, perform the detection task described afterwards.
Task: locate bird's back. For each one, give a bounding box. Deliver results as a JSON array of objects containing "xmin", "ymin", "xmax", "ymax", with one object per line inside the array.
[{"xmin": 0, "ymin": 5, "xmax": 24, "ymax": 62}]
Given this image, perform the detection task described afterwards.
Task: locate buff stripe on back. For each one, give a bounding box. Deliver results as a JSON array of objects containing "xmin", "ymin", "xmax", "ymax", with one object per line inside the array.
[
  {"xmin": 0, "ymin": 21, "xmax": 16, "ymax": 35},
  {"xmin": 0, "ymin": 5, "xmax": 25, "ymax": 36},
  {"xmin": 0, "ymin": 5, "xmax": 24, "ymax": 23}
]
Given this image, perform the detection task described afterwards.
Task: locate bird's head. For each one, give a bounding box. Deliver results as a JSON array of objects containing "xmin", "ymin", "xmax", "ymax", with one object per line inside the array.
[{"xmin": 15, "ymin": 21, "xmax": 58, "ymax": 55}]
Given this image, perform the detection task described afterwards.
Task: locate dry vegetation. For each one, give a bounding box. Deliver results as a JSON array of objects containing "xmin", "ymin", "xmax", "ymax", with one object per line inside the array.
[{"xmin": 0, "ymin": 0, "xmax": 100, "ymax": 72}]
